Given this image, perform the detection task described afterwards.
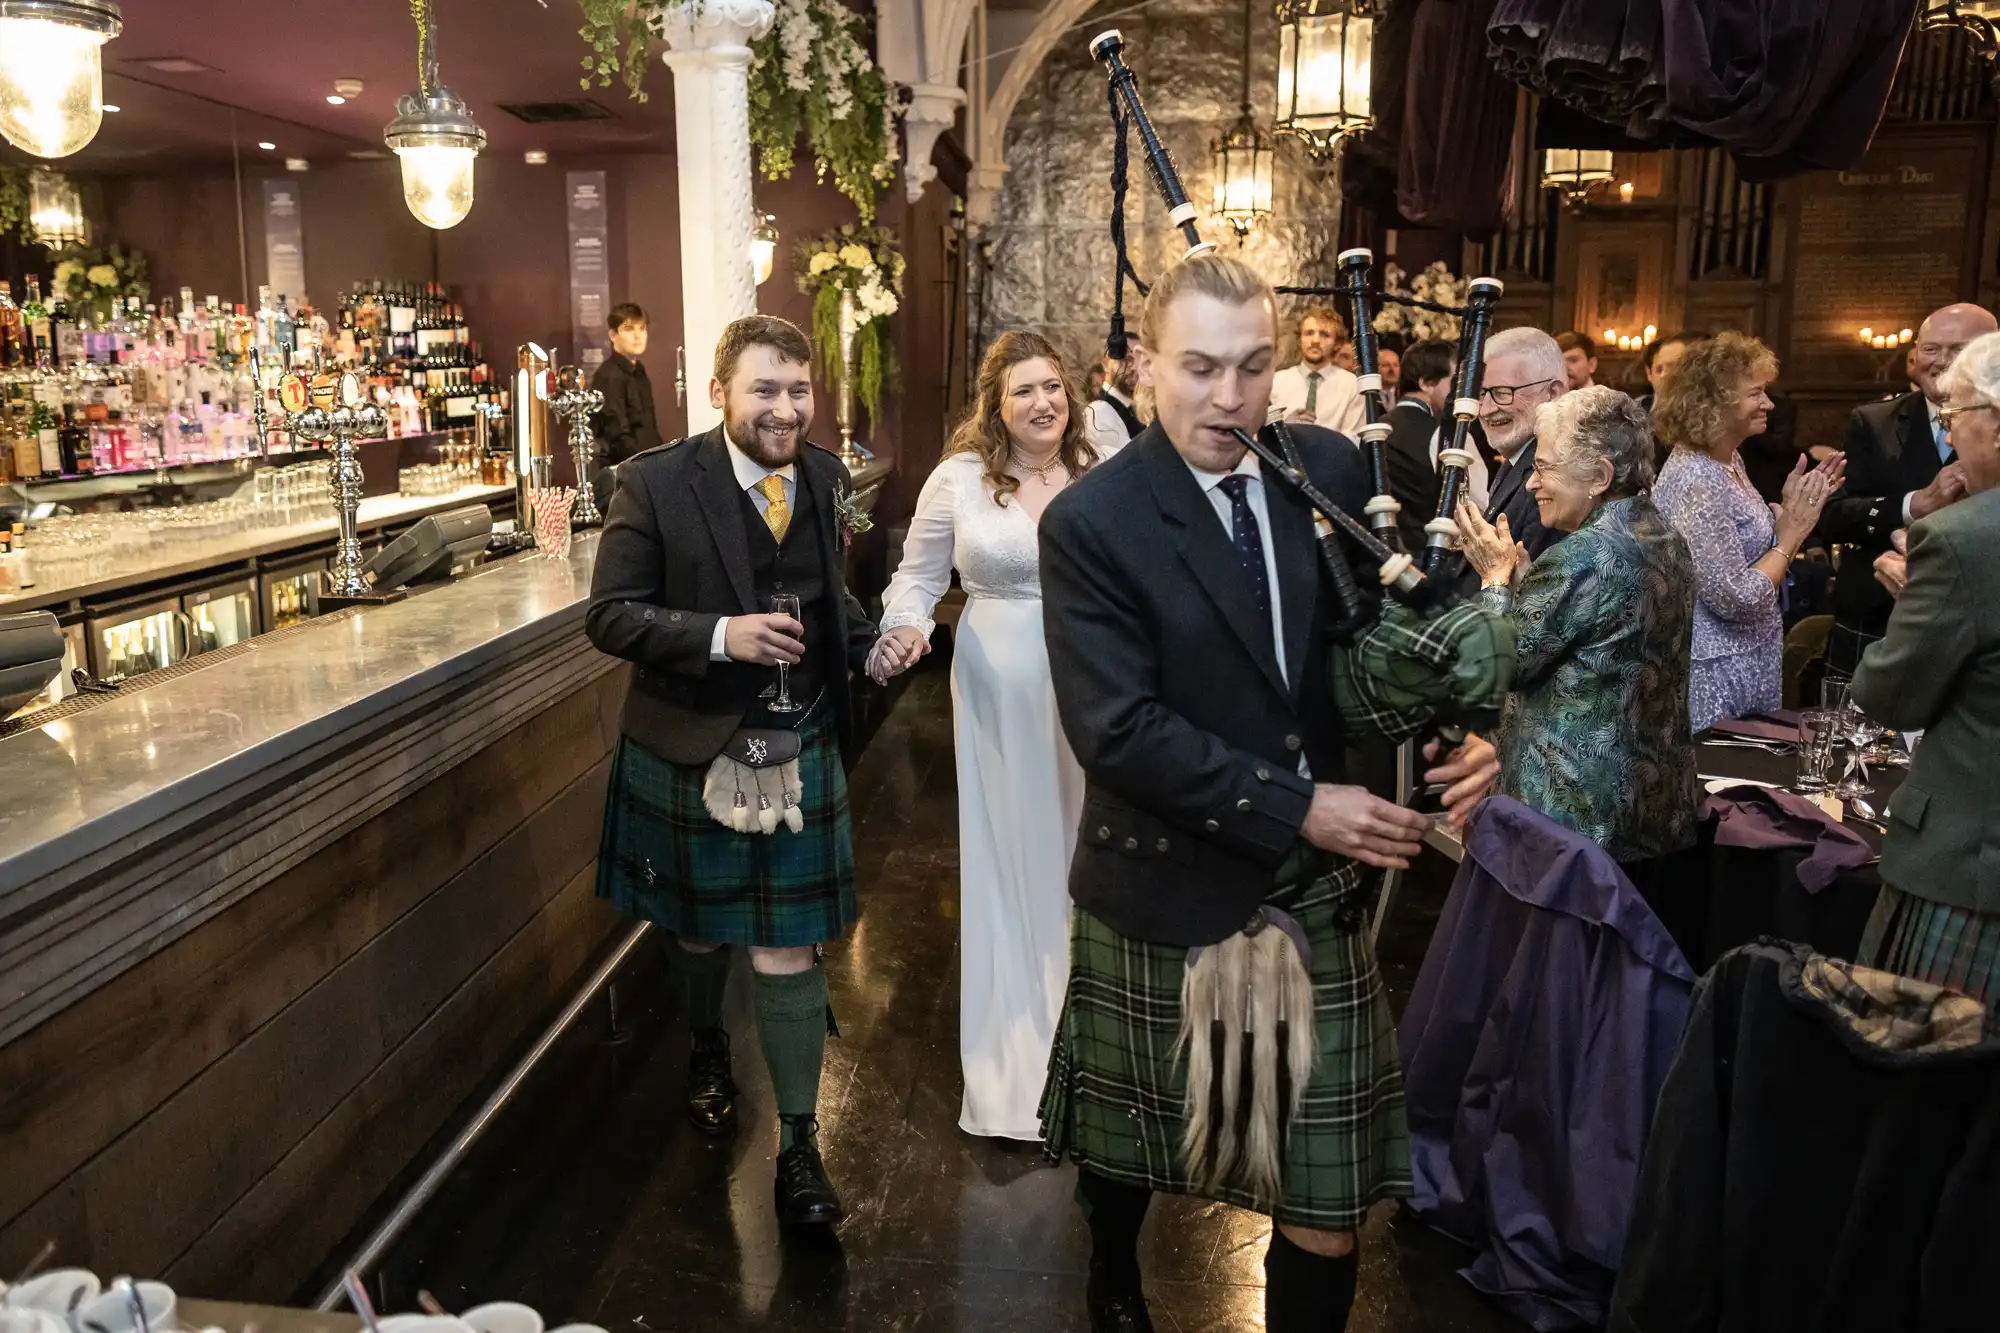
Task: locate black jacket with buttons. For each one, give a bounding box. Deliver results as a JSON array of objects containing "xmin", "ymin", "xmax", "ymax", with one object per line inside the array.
[
  {"xmin": 1819, "ymin": 391, "xmax": 1940, "ymax": 663},
  {"xmin": 1040, "ymin": 424, "xmax": 1368, "ymax": 947},
  {"xmin": 584, "ymin": 426, "xmax": 877, "ymax": 765}
]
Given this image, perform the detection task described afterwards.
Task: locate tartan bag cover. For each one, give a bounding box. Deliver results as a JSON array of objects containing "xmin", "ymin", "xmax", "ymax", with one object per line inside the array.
[
  {"xmin": 595, "ymin": 704, "xmax": 857, "ymax": 947},
  {"xmin": 1040, "ymin": 862, "xmax": 1412, "ymax": 1230}
]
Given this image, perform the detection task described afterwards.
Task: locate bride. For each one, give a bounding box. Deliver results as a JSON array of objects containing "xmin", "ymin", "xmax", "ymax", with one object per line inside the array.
[{"xmin": 869, "ymin": 332, "xmax": 1113, "ymax": 1140}]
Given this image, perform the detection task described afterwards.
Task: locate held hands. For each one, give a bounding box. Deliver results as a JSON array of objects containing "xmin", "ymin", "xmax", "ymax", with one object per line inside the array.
[
  {"xmin": 1302, "ymin": 784, "xmax": 1431, "ymax": 870},
  {"xmin": 867, "ymin": 625, "xmax": 931, "ymax": 684},
  {"xmin": 1423, "ymin": 733, "xmax": 1499, "ymax": 832},
  {"xmin": 1910, "ymin": 461, "xmax": 1968, "ymax": 521},
  {"xmin": 725, "ymin": 612, "xmax": 804, "ymax": 666},
  {"xmin": 1454, "ymin": 497, "xmax": 1530, "ymax": 589}
]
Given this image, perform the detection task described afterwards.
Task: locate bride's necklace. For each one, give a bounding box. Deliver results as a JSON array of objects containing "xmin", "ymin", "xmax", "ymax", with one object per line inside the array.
[{"xmin": 1012, "ymin": 449, "xmax": 1063, "ymax": 485}]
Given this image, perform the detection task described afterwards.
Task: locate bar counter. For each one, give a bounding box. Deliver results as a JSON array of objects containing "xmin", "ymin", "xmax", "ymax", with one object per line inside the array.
[{"xmin": 0, "ymin": 532, "xmax": 628, "ymax": 1303}]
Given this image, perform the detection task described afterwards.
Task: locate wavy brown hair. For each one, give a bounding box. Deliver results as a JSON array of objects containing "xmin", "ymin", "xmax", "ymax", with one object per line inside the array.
[
  {"xmin": 1653, "ymin": 332, "xmax": 1776, "ymax": 453},
  {"xmin": 949, "ymin": 331, "xmax": 1100, "ymax": 506}
]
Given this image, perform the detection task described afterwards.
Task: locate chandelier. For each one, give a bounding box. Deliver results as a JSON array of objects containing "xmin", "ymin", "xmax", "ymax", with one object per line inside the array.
[
  {"xmin": 1919, "ymin": 0, "xmax": 2000, "ymax": 54},
  {"xmin": 1211, "ymin": 0, "xmax": 1273, "ymax": 239},
  {"xmin": 383, "ymin": 0, "xmax": 488, "ymax": 229},
  {"xmin": 1274, "ymin": 0, "xmax": 1373, "ymax": 161},
  {"xmin": 0, "ymin": 0, "xmax": 122, "ymax": 159},
  {"xmin": 1542, "ymin": 148, "xmax": 1615, "ymax": 207}
]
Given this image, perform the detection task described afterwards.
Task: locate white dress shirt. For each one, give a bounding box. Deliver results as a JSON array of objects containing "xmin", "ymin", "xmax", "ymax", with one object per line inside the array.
[
  {"xmin": 710, "ymin": 433, "xmax": 799, "ymax": 660},
  {"xmin": 1269, "ymin": 362, "xmax": 1366, "ymax": 438},
  {"xmin": 1087, "ymin": 387, "xmax": 1140, "ymax": 454}
]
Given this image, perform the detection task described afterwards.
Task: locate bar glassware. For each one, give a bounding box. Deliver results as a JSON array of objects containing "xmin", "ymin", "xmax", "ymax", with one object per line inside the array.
[
  {"xmin": 768, "ymin": 592, "xmax": 803, "ymax": 714},
  {"xmin": 1795, "ymin": 709, "xmax": 1839, "ymax": 795}
]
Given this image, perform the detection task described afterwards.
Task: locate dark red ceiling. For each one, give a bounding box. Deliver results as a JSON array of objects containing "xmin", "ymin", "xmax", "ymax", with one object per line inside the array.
[{"xmin": 2, "ymin": 0, "xmax": 676, "ymax": 172}]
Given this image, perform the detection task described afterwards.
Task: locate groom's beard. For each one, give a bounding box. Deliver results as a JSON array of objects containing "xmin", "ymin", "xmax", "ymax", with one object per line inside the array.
[{"xmin": 725, "ymin": 408, "xmax": 808, "ymax": 469}]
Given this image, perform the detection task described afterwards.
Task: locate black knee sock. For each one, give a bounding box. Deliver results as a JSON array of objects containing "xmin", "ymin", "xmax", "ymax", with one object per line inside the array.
[
  {"xmin": 1077, "ymin": 1169, "xmax": 1152, "ymax": 1294},
  {"xmin": 672, "ymin": 936, "xmax": 732, "ymax": 1032},
  {"xmin": 1264, "ymin": 1227, "xmax": 1360, "ymax": 1333}
]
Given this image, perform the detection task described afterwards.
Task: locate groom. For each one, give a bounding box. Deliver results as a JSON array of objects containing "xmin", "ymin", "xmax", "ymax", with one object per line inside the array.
[
  {"xmin": 586, "ymin": 314, "xmax": 878, "ymax": 1227},
  {"xmin": 1037, "ymin": 252, "xmax": 1498, "ymax": 1332}
]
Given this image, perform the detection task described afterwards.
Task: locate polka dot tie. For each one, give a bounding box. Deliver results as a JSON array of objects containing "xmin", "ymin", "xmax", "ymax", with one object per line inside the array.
[{"xmin": 1217, "ymin": 474, "xmax": 1271, "ymax": 620}]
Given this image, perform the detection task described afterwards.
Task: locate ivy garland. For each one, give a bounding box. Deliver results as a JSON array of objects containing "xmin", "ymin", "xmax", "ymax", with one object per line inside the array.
[
  {"xmin": 577, "ymin": 0, "xmax": 652, "ymax": 102},
  {"xmin": 744, "ymin": 0, "xmax": 898, "ymax": 223},
  {"xmin": 0, "ymin": 166, "xmax": 33, "ymax": 245},
  {"xmin": 573, "ymin": 0, "xmax": 899, "ymax": 221}
]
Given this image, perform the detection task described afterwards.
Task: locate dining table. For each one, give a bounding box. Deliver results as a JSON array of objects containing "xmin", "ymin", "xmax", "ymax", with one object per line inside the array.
[{"xmin": 1417, "ymin": 725, "xmax": 1901, "ymax": 973}]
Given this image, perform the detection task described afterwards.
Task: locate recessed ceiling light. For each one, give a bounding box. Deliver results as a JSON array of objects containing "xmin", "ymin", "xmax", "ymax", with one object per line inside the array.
[
  {"xmin": 326, "ymin": 95, "xmax": 347, "ymax": 105},
  {"xmin": 524, "ymin": 150, "xmax": 548, "ymax": 165},
  {"xmin": 257, "ymin": 141, "xmax": 276, "ymax": 151},
  {"xmin": 103, "ymin": 104, "xmax": 121, "ymax": 113},
  {"xmin": 334, "ymin": 78, "xmax": 365, "ymax": 98},
  {"xmin": 134, "ymin": 57, "xmax": 216, "ymax": 74},
  {"xmin": 285, "ymin": 158, "xmax": 310, "ymax": 172}
]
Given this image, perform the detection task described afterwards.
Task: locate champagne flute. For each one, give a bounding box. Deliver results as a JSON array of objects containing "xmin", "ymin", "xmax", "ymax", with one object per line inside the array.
[{"xmin": 768, "ymin": 591, "xmax": 803, "ymax": 714}]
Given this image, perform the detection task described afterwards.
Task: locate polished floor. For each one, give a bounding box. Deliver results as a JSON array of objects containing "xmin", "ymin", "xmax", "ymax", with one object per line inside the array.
[{"xmin": 365, "ymin": 656, "xmax": 1525, "ymax": 1332}]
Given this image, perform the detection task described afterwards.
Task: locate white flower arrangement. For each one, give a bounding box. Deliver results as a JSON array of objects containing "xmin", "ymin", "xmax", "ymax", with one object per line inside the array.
[{"xmin": 1371, "ymin": 261, "xmax": 1471, "ymax": 344}]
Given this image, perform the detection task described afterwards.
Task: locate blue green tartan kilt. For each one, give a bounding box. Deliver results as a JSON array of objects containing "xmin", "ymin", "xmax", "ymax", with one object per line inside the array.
[
  {"xmin": 594, "ymin": 706, "xmax": 857, "ymax": 947},
  {"xmin": 1038, "ymin": 861, "xmax": 1412, "ymax": 1232},
  {"xmin": 1862, "ymin": 885, "xmax": 2000, "ymax": 1030}
]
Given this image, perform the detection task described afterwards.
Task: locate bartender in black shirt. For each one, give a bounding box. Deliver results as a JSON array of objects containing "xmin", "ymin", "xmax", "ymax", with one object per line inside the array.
[{"xmin": 589, "ymin": 302, "xmax": 664, "ymax": 508}]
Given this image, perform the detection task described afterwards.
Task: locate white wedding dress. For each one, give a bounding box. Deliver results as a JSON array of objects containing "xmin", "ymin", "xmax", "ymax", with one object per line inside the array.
[{"xmin": 878, "ymin": 451, "xmax": 1088, "ymax": 1140}]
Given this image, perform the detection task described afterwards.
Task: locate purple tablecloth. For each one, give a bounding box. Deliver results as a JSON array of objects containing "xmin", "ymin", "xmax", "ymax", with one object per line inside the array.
[{"xmin": 1399, "ymin": 797, "xmax": 1697, "ymax": 1331}]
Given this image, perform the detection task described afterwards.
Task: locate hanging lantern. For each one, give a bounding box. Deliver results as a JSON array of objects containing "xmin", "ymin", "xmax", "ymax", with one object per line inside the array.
[
  {"xmin": 1211, "ymin": 0, "xmax": 1273, "ymax": 240},
  {"xmin": 27, "ymin": 167, "xmax": 86, "ymax": 246},
  {"xmin": 1542, "ymin": 148, "xmax": 1615, "ymax": 207},
  {"xmin": 1274, "ymin": 0, "xmax": 1373, "ymax": 160},
  {"xmin": 1211, "ymin": 110, "xmax": 1274, "ymax": 240},
  {"xmin": 0, "ymin": 0, "xmax": 123, "ymax": 159},
  {"xmin": 383, "ymin": 0, "xmax": 486, "ymax": 230},
  {"xmin": 750, "ymin": 213, "xmax": 779, "ymax": 286}
]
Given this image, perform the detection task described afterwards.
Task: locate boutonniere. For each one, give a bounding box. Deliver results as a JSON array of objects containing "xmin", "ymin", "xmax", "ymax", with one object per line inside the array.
[{"xmin": 833, "ymin": 483, "xmax": 875, "ymax": 549}]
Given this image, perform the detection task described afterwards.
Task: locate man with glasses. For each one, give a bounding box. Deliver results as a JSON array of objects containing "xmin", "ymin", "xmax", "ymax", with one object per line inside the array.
[
  {"xmin": 1821, "ymin": 302, "xmax": 1998, "ymax": 672},
  {"xmin": 1463, "ymin": 327, "xmax": 1571, "ymax": 585}
]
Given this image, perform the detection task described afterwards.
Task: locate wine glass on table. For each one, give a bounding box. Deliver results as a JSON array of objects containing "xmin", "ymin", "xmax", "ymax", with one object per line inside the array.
[{"xmin": 767, "ymin": 592, "xmax": 803, "ymax": 714}]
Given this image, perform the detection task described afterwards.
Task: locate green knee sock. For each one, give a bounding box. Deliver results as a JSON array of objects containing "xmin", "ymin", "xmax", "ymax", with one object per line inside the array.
[
  {"xmin": 672, "ymin": 937, "xmax": 732, "ymax": 1032},
  {"xmin": 754, "ymin": 966, "xmax": 829, "ymax": 1148}
]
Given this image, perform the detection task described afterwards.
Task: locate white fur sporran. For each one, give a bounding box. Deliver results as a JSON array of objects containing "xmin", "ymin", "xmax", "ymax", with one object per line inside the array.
[
  {"xmin": 700, "ymin": 729, "xmax": 805, "ymax": 834},
  {"xmin": 1175, "ymin": 907, "xmax": 1317, "ymax": 1205}
]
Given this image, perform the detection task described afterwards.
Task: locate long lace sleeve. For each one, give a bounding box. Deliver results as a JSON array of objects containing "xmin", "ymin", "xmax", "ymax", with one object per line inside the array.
[{"xmin": 878, "ymin": 458, "xmax": 962, "ymax": 638}]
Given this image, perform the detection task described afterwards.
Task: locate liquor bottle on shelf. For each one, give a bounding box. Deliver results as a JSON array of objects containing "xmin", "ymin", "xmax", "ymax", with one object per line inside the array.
[
  {"xmin": 0, "ymin": 281, "xmax": 23, "ymax": 370},
  {"xmin": 21, "ymin": 276, "xmax": 53, "ymax": 370},
  {"xmin": 35, "ymin": 401, "xmax": 62, "ymax": 479}
]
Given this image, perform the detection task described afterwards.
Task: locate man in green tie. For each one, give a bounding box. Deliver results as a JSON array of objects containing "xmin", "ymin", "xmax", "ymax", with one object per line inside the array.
[
  {"xmin": 585, "ymin": 314, "xmax": 881, "ymax": 1229},
  {"xmin": 1269, "ymin": 305, "xmax": 1366, "ymax": 437}
]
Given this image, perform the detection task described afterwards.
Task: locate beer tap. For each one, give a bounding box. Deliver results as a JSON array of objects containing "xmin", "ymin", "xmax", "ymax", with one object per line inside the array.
[{"xmin": 287, "ymin": 369, "xmax": 393, "ymax": 605}]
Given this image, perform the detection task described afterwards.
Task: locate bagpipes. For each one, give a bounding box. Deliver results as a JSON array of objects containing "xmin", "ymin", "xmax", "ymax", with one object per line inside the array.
[
  {"xmin": 1092, "ymin": 29, "xmax": 1509, "ymax": 630},
  {"xmin": 1091, "ymin": 29, "xmax": 1516, "ymax": 1210}
]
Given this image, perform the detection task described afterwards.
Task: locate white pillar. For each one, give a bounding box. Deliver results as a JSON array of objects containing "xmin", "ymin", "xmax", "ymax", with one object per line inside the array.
[
  {"xmin": 902, "ymin": 83, "xmax": 967, "ymax": 203},
  {"xmin": 659, "ymin": 0, "xmax": 775, "ymax": 433}
]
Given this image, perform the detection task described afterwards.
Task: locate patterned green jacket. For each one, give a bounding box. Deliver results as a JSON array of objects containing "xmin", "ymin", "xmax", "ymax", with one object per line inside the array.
[{"xmin": 1479, "ymin": 495, "xmax": 1701, "ymax": 862}]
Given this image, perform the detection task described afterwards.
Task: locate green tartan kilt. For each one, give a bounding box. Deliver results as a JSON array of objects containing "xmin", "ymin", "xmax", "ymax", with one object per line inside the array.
[
  {"xmin": 1038, "ymin": 862, "xmax": 1412, "ymax": 1231},
  {"xmin": 595, "ymin": 706, "xmax": 857, "ymax": 947}
]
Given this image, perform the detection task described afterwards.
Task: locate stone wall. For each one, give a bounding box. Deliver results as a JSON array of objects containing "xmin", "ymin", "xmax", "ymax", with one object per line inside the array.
[{"xmin": 975, "ymin": 0, "xmax": 1348, "ymax": 374}]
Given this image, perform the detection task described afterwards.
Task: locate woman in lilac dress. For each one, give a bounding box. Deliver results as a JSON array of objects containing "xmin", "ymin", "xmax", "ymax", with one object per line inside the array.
[{"xmin": 1653, "ymin": 334, "xmax": 1844, "ymax": 731}]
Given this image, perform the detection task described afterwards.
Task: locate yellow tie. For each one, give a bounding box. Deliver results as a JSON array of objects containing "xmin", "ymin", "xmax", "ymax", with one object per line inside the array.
[{"xmin": 757, "ymin": 473, "xmax": 791, "ymax": 542}]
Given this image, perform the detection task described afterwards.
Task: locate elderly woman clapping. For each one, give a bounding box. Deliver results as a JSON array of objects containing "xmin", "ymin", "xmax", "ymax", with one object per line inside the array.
[{"xmin": 1454, "ymin": 387, "xmax": 1702, "ymax": 872}]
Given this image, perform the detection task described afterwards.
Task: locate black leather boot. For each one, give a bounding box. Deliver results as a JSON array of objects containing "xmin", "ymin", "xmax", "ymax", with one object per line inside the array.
[
  {"xmin": 688, "ymin": 1027, "xmax": 737, "ymax": 1135},
  {"xmin": 1086, "ymin": 1273, "xmax": 1155, "ymax": 1333},
  {"xmin": 773, "ymin": 1114, "xmax": 844, "ymax": 1226}
]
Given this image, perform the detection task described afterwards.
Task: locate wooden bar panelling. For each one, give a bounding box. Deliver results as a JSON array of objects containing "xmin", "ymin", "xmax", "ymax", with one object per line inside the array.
[
  {"xmin": 0, "ymin": 669, "xmax": 623, "ymax": 1233},
  {"xmin": 0, "ymin": 663, "xmax": 626, "ymax": 1299}
]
